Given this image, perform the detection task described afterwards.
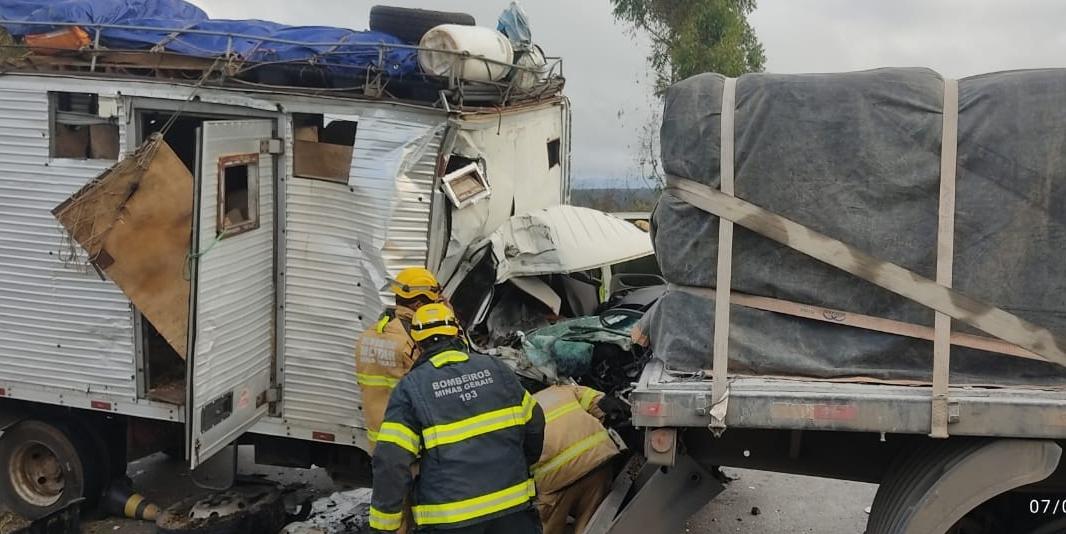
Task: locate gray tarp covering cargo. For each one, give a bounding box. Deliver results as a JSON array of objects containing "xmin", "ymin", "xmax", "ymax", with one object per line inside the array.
[{"xmin": 646, "ymin": 67, "xmax": 1066, "ymax": 386}]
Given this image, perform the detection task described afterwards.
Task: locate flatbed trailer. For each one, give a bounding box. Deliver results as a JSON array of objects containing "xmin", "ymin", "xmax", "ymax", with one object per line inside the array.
[
  {"xmin": 631, "ymin": 361, "xmax": 1066, "ymax": 440},
  {"xmin": 587, "ymin": 361, "xmax": 1066, "ymax": 534}
]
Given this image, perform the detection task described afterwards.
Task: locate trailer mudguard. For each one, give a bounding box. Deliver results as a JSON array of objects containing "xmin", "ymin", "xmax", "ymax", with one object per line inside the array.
[{"xmin": 867, "ymin": 439, "xmax": 1062, "ymax": 534}]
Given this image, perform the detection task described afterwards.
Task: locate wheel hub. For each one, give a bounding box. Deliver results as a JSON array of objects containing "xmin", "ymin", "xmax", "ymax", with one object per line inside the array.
[
  {"xmin": 8, "ymin": 441, "xmax": 64, "ymax": 507},
  {"xmin": 188, "ymin": 491, "xmax": 249, "ymax": 520}
]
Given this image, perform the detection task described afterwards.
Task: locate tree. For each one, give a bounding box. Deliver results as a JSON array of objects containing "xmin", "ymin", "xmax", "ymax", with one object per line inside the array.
[
  {"xmin": 611, "ymin": 0, "xmax": 766, "ymax": 92},
  {"xmin": 611, "ymin": 0, "xmax": 766, "ymax": 185}
]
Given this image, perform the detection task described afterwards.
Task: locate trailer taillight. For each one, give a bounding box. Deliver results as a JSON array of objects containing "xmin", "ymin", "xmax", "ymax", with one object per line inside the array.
[
  {"xmin": 312, "ymin": 431, "xmax": 336, "ymax": 442},
  {"xmin": 637, "ymin": 401, "xmax": 663, "ymax": 417},
  {"xmin": 91, "ymin": 400, "xmax": 112, "ymax": 411}
]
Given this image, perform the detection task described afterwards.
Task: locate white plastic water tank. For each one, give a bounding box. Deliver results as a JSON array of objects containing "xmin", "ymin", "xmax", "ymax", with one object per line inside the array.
[
  {"xmin": 418, "ymin": 24, "xmax": 514, "ymax": 82},
  {"xmin": 512, "ymin": 44, "xmax": 547, "ymax": 90}
]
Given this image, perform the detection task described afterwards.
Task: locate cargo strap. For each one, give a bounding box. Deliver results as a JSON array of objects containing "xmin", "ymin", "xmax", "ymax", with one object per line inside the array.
[
  {"xmin": 663, "ymin": 175, "xmax": 1066, "ymax": 367},
  {"xmin": 931, "ymin": 78, "xmax": 960, "ymax": 439},
  {"xmin": 710, "ymin": 77, "xmax": 737, "ymax": 435}
]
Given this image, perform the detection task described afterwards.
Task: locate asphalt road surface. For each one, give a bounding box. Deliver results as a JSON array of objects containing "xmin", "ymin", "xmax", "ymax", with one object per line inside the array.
[{"xmin": 81, "ymin": 450, "xmax": 877, "ymax": 533}]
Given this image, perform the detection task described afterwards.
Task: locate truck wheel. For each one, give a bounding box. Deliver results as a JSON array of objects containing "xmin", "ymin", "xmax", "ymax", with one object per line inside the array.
[
  {"xmin": 369, "ymin": 6, "xmax": 475, "ymax": 44},
  {"xmin": 0, "ymin": 420, "xmax": 87, "ymax": 519}
]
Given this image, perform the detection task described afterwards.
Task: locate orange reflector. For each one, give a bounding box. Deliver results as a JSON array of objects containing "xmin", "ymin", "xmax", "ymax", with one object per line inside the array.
[
  {"xmin": 649, "ymin": 429, "xmax": 675, "ymax": 453},
  {"xmin": 91, "ymin": 400, "xmax": 111, "ymax": 411}
]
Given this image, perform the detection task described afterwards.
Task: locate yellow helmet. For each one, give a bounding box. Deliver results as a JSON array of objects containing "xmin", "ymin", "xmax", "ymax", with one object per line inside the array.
[
  {"xmin": 390, "ymin": 267, "xmax": 442, "ymax": 301},
  {"xmin": 410, "ymin": 303, "xmax": 460, "ymax": 342}
]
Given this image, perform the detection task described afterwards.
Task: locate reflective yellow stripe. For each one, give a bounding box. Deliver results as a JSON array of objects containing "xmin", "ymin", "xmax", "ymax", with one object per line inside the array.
[
  {"xmin": 413, "ymin": 478, "xmax": 535, "ymax": 525},
  {"xmin": 429, "ymin": 350, "xmax": 469, "ymax": 367},
  {"xmin": 377, "ymin": 421, "xmax": 421, "ymax": 455},
  {"xmin": 356, "ymin": 373, "xmax": 400, "ymax": 388},
  {"xmin": 533, "ymin": 430, "xmax": 611, "ymax": 481},
  {"xmin": 370, "ymin": 506, "xmax": 403, "ymax": 530},
  {"xmin": 422, "ymin": 392, "xmax": 536, "ymax": 449},
  {"xmin": 366, "ymin": 429, "xmax": 379, "ymax": 443},
  {"xmin": 544, "ymin": 400, "xmax": 581, "ymax": 423},
  {"xmin": 521, "ymin": 391, "xmax": 536, "ymax": 422},
  {"xmin": 579, "ymin": 387, "xmax": 602, "ymax": 411},
  {"xmin": 375, "ymin": 315, "xmax": 391, "ymax": 334}
]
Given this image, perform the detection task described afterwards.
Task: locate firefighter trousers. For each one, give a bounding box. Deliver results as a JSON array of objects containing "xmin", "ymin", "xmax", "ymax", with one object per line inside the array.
[{"xmin": 537, "ymin": 463, "xmax": 614, "ymax": 534}]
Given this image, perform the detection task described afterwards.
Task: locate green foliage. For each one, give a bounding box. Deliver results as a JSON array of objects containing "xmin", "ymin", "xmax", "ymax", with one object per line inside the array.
[{"xmin": 611, "ymin": 0, "xmax": 766, "ymax": 91}]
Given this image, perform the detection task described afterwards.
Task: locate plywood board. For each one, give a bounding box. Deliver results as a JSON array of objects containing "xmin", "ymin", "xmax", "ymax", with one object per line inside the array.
[
  {"xmin": 293, "ymin": 140, "xmax": 353, "ymax": 183},
  {"xmin": 53, "ymin": 135, "xmax": 193, "ymax": 358}
]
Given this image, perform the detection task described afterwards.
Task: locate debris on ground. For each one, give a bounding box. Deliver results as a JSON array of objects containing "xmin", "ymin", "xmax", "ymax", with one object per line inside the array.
[
  {"xmin": 0, "ymin": 512, "xmax": 30, "ymax": 534},
  {"xmin": 280, "ymin": 489, "xmax": 372, "ymax": 534}
]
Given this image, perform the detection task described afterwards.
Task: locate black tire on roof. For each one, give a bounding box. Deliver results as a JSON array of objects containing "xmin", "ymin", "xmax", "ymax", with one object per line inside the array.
[{"xmin": 369, "ymin": 6, "xmax": 476, "ymax": 45}]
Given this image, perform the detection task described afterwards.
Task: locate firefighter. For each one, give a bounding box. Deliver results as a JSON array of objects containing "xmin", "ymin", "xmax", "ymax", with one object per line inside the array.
[
  {"xmin": 355, "ymin": 267, "xmax": 442, "ymax": 452},
  {"xmin": 532, "ymin": 385, "xmax": 621, "ymax": 534},
  {"xmin": 370, "ymin": 303, "xmax": 547, "ymax": 533}
]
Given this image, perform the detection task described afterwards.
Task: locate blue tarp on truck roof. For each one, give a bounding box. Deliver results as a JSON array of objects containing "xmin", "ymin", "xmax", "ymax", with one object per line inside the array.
[{"xmin": 0, "ymin": 0, "xmax": 418, "ymax": 76}]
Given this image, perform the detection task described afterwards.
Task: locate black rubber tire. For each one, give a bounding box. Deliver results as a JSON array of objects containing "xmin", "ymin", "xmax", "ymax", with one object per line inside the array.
[
  {"xmin": 0, "ymin": 420, "xmax": 87, "ymax": 520},
  {"xmin": 867, "ymin": 439, "xmax": 986, "ymax": 534},
  {"xmin": 369, "ymin": 6, "xmax": 475, "ymax": 44}
]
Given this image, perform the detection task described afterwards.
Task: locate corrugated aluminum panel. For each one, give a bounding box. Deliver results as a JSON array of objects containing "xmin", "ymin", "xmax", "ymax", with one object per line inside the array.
[
  {"xmin": 0, "ymin": 82, "xmax": 137, "ymax": 400},
  {"xmin": 190, "ymin": 120, "xmax": 276, "ymax": 466},
  {"xmin": 282, "ymin": 106, "xmax": 446, "ymax": 427}
]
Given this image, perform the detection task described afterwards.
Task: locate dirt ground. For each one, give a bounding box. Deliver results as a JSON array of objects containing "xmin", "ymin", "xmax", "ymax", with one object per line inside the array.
[{"xmin": 78, "ymin": 450, "xmax": 876, "ymax": 534}]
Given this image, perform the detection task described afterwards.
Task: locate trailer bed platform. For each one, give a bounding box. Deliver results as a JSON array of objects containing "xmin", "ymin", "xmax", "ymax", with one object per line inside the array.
[{"xmin": 630, "ymin": 360, "xmax": 1066, "ymax": 440}]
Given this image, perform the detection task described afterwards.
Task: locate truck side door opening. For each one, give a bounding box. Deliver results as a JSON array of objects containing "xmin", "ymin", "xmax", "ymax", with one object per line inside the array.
[
  {"xmin": 133, "ymin": 112, "xmax": 269, "ymax": 409},
  {"xmin": 136, "ymin": 111, "xmax": 206, "ymax": 405}
]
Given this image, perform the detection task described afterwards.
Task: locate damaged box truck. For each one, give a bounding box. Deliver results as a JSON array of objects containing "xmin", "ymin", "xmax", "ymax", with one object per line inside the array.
[{"xmin": 0, "ymin": 5, "xmax": 653, "ymax": 523}]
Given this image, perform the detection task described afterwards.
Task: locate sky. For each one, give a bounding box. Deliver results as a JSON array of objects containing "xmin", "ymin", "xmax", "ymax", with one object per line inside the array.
[{"xmin": 186, "ymin": 0, "xmax": 1066, "ymax": 187}]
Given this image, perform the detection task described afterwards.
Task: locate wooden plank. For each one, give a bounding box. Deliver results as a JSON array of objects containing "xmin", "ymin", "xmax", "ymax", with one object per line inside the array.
[
  {"xmin": 665, "ymin": 176, "xmax": 1066, "ymax": 366},
  {"xmin": 293, "ymin": 140, "xmax": 353, "ymax": 184},
  {"xmin": 931, "ymin": 78, "xmax": 960, "ymax": 438},
  {"xmin": 711, "ymin": 77, "xmax": 738, "ymax": 416}
]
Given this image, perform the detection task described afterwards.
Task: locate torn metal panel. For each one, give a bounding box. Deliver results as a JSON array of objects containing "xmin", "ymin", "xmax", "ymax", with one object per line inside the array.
[
  {"xmin": 281, "ymin": 106, "xmax": 445, "ymax": 429},
  {"xmin": 439, "ymin": 101, "xmax": 570, "ymax": 283},
  {"xmin": 489, "ymin": 206, "xmax": 653, "ymax": 282}
]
